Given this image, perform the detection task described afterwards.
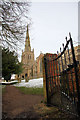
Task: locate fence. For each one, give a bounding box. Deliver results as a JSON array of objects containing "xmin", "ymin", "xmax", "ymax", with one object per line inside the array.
[{"xmin": 43, "ymin": 33, "xmax": 80, "ymax": 116}]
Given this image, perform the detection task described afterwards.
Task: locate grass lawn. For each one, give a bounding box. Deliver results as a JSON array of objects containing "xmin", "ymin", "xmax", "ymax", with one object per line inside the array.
[{"xmin": 16, "ymin": 87, "xmax": 44, "ymax": 95}]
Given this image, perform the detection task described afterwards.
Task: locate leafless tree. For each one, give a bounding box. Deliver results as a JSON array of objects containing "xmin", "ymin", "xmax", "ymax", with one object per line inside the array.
[{"xmin": 0, "ymin": 0, "xmax": 31, "ymax": 51}]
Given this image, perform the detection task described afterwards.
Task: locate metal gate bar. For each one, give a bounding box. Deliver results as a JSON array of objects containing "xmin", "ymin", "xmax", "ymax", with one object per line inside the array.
[{"xmin": 43, "ymin": 33, "xmax": 80, "ymax": 116}]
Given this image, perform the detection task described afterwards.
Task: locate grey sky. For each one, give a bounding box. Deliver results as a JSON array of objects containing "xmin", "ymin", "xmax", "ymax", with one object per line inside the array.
[{"xmin": 19, "ymin": 1, "xmax": 78, "ymax": 61}]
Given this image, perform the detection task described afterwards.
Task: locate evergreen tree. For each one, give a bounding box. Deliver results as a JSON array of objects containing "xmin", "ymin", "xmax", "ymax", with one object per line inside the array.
[{"xmin": 2, "ymin": 48, "xmax": 23, "ymax": 81}]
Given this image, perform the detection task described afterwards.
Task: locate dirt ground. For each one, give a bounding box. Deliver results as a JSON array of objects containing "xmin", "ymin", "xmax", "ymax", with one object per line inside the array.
[{"xmin": 2, "ymin": 86, "xmax": 79, "ymax": 120}]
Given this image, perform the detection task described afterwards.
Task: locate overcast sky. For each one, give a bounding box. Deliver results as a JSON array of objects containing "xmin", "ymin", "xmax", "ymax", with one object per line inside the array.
[{"xmin": 19, "ymin": 1, "xmax": 78, "ymax": 61}]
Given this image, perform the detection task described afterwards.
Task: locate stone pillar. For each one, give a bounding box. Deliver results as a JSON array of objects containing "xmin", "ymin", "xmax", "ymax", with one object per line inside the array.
[{"xmin": 25, "ymin": 77, "xmax": 29, "ymax": 82}]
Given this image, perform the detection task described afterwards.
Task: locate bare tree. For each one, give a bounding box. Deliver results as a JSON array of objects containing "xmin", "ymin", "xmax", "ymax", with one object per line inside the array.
[{"xmin": 0, "ymin": 0, "xmax": 31, "ymax": 50}]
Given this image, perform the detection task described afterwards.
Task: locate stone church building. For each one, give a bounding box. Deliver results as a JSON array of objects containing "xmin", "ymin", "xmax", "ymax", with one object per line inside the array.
[
  {"xmin": 20, "ymin": 25, "xmax": 44, "ymax": 80},
  {"xmin": 17, "ymin": 25, "xmax": 80, "ymax": 81}
]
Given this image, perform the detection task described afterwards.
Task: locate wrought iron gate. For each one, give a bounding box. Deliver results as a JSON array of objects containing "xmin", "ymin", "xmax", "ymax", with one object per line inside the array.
[{"xmin": 43, "ymin": 33, "xmax": 80, "ymax": 116}]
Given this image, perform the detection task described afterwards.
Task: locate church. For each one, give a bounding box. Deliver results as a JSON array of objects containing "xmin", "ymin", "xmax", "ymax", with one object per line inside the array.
[
  {"xmin": 15, "ymin": 25, "xmax": 80, "ymax": 81},
  {"xmin": 20, "ymin": 25, "xmax": 44, "ymax": 80}
]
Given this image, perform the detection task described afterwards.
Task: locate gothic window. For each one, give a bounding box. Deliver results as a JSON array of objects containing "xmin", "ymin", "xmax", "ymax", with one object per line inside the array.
[
  {"xmin": 25, "ymin": 73, "xmax": 27, "ymax": 78},
  {"xmin": 28, "ymin": 55, "xmax": 31, "ymax": 59},
  {"xmin": 22, "ymin": 75, "xmax": 24, "ymax": 79}
]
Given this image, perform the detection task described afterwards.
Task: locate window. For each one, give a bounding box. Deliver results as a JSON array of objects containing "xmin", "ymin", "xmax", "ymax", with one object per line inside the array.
[
  {"xmin": 25, "ymin": 73, "xmax": 27, "ymax": 77},
  {"xmin": 22, "ymin": 75, "xmax": 24, "ymax": 79},
  {"xmin": 28, "ymin": 55, "xmax": 31, "ymax": 59}
]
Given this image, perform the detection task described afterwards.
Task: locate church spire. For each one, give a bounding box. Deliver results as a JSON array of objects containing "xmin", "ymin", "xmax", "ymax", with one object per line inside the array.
[{"xmin": 25, "ymin": 24, "xmax": 31, "ymax": 51}]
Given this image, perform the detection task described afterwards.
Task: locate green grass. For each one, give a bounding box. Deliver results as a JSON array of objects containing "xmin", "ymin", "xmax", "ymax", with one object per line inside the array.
[{"xmin": 16, "ymin": 87, "xmax": 44, "ymax": 95}]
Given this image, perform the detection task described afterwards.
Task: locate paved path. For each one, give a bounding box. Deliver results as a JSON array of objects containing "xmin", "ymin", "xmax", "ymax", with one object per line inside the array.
[{"xmin": 2, "ymin": 85, "xmax": 43, "ymax": 119}]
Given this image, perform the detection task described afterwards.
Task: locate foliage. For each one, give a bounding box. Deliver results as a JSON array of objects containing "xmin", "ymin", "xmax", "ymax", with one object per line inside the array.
[
  {"xmin": 0, "ymin": 0, "xmax": 31, "ymax": 50},
  {"xmin": 2, "ymin": 47, "xmax": 23, "ymax": 81},
  {"xmin": 16, "ymin": 87, "xmax": 44, "ymax": 95}
]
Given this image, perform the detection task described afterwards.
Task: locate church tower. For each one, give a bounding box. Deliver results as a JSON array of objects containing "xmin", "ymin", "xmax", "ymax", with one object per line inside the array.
[
  {"xmin": 21, "ymin": 25, "xmax": 35, "ymax": 79},
  {"xmin": 25, "ymin": 25, "xmax": 31, "ymax": 52}
]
